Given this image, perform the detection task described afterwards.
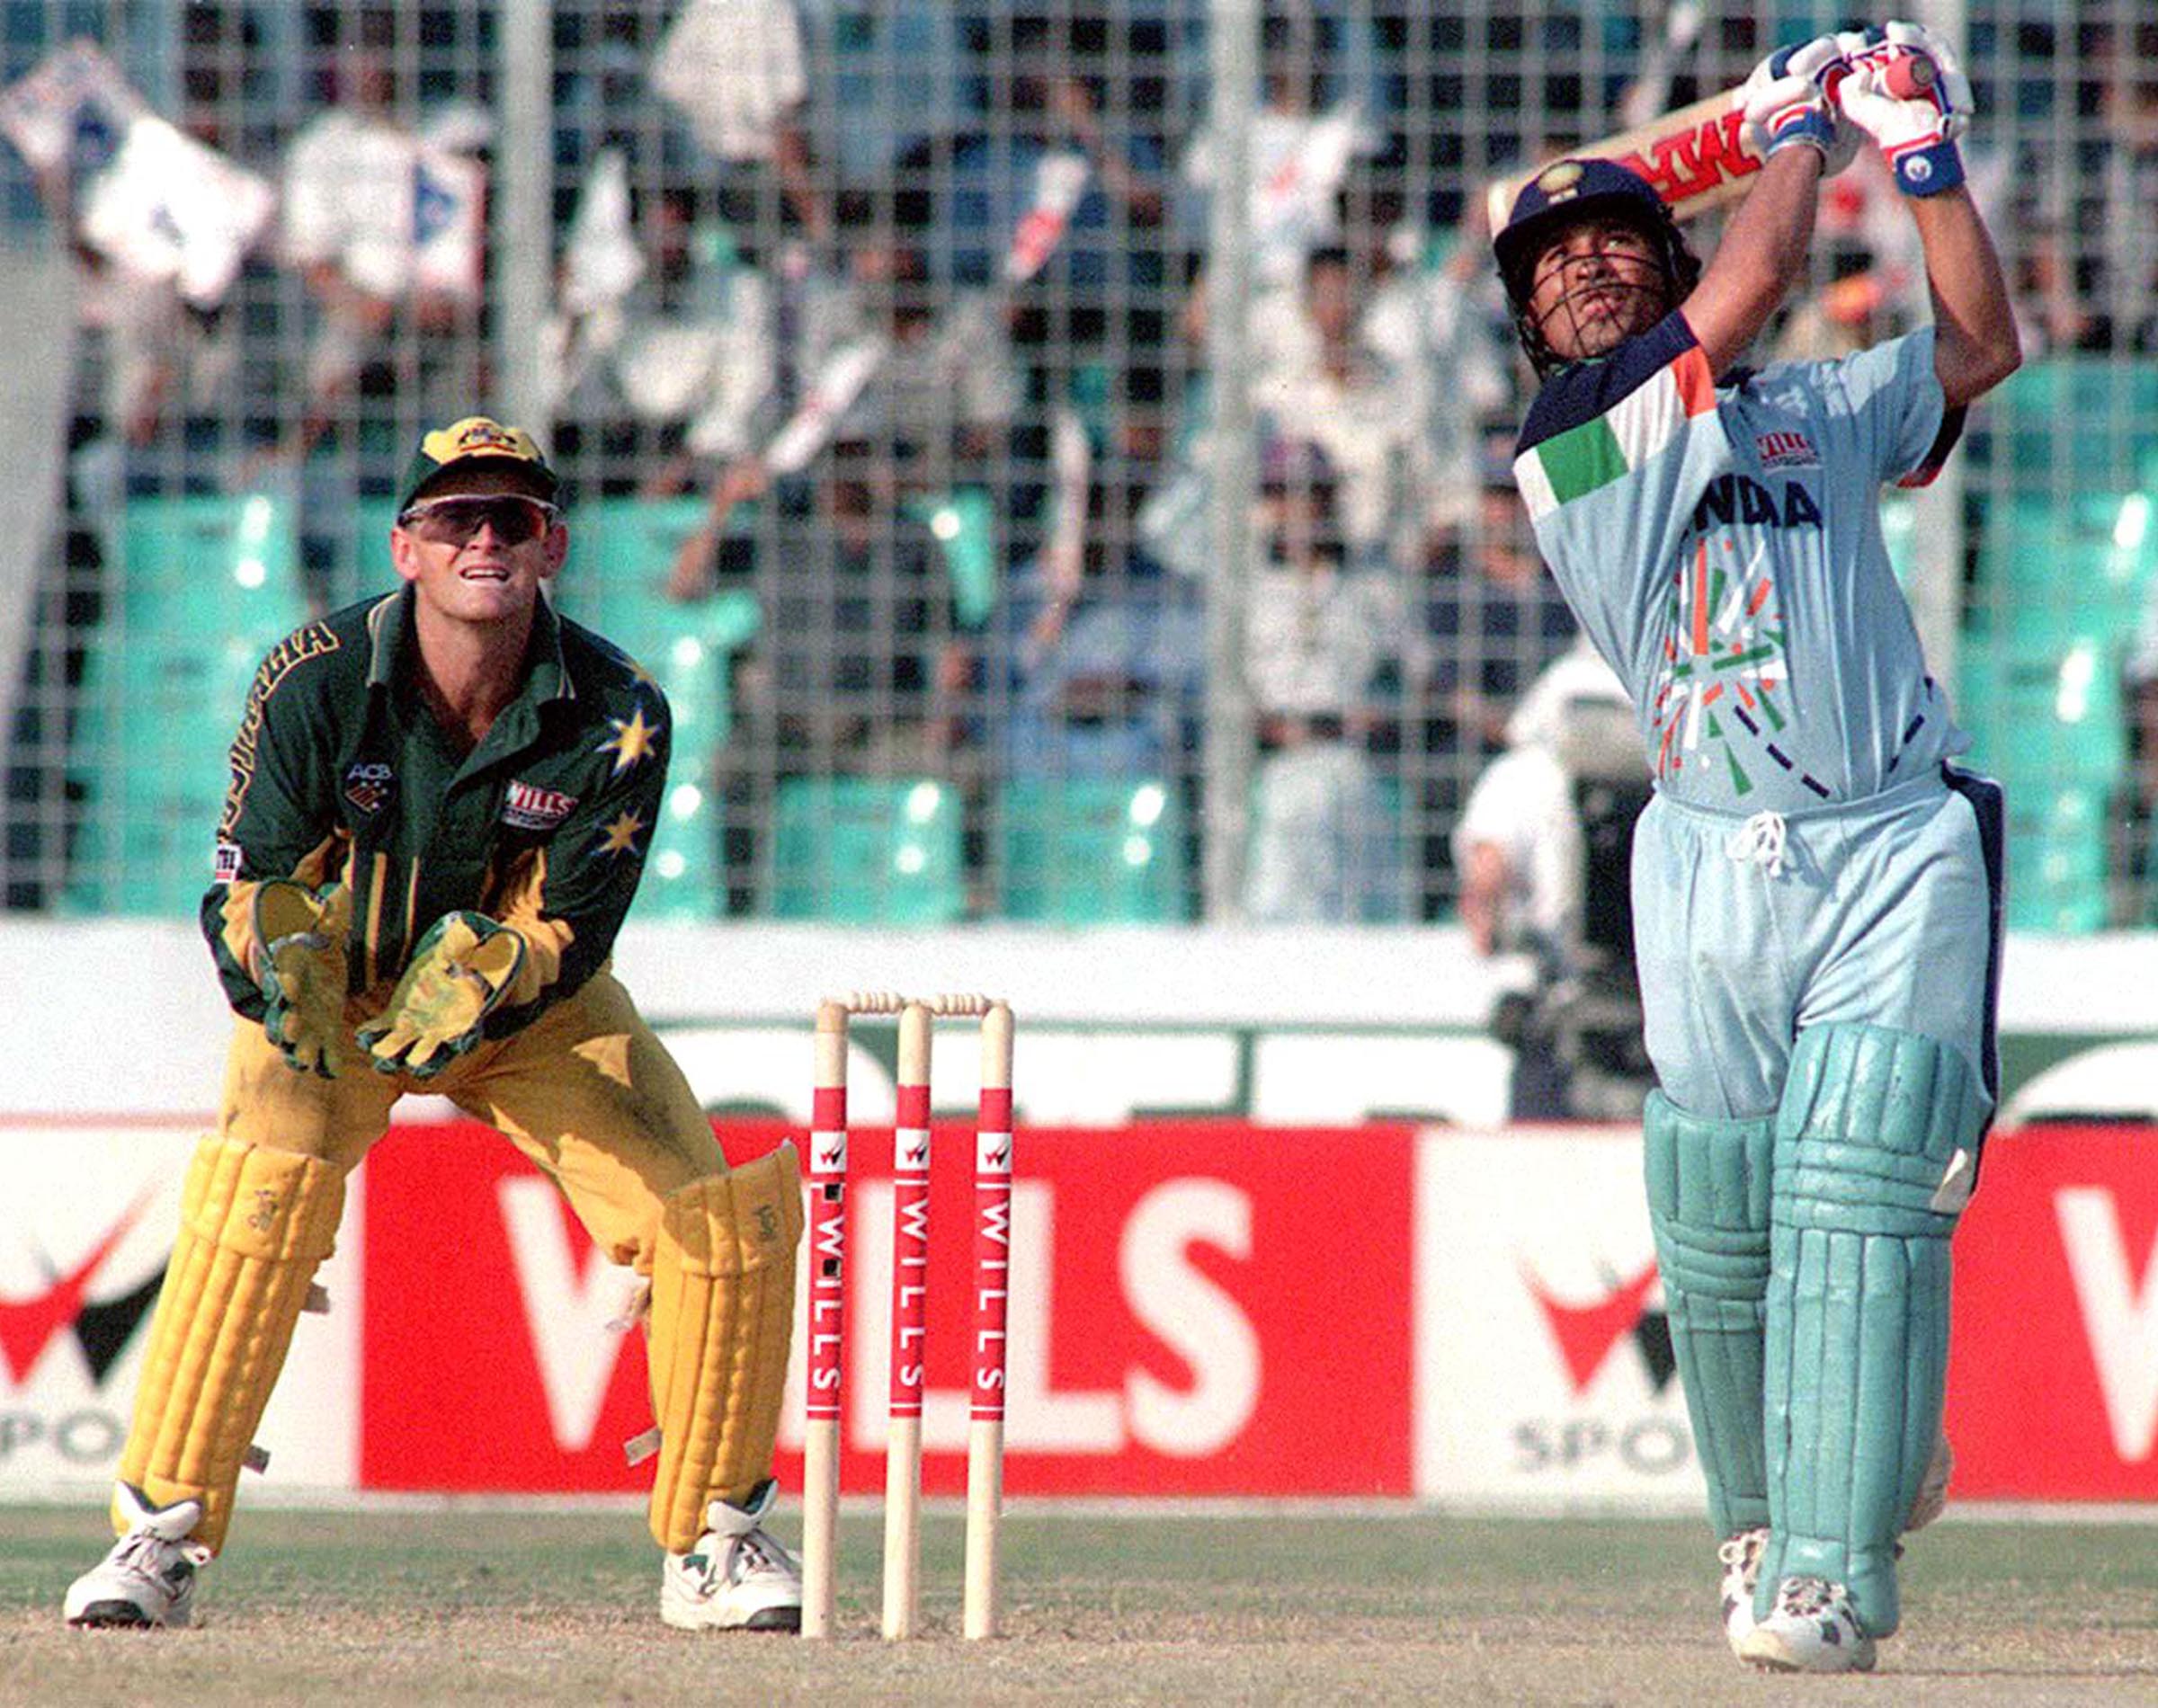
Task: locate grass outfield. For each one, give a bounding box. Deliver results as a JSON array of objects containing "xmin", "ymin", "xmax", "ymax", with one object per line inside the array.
[{"xmin": 5, "ymin": 1506, "xmax": 2157, "ymax": 1704}]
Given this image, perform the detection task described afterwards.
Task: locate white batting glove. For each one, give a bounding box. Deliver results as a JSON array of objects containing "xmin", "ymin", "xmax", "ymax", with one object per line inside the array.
[
  {"xmin": 1833, "ymin": 22, "xmax": 1972, "ymax": 197},
  {"xmin": 1740, "ymin": 35, "xmax": 1859, "ymax": 176}
]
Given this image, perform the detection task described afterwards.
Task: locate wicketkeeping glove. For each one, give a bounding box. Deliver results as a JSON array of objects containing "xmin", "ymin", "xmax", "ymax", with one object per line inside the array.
[
  {"xmin": 1833, "ymin": 21, "xmax": 1972, "ymax": 198},
  {"xmin": 1740, "ymin": 35, "xmax": 1859, "ymax": 176},
  {"xmin": 254, "ymin": 880, "xmax": 352, "ymax": 1078},
  {"xmin": 355, "ymin": 912, "xmax": 526, "ymax": 1080}
]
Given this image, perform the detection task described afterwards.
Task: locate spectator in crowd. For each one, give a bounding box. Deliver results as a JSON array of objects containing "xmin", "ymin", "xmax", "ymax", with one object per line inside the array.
[
  {"xmin": 995, "ymin": 471, "xmax": 1202, "ymax": 792},
  {"xmin": 1358, "ymin": 188, "xmax": 1519, "ymax": 541},
  {"xmin": 245, "ymin": 9, "xmax": 487, "ymax": 521},
  {"xmin": 1455, "ymin": 642, "xmax": 1652, "ymax": 1119},
  {"xmin": 1253, "ymin": 242, "xmax": 1444, "ymax": 569},
  {"xmin": 661, "ymin": 184, "xmax": 1019, "ymax": 584},
  {"xmin": 673, "ymin": 437, "xmax": 970, "ymax": 912},
  {"xmin": 2028, "ymin": 16, "xmax": 2158, "ymax": 353},
  {"xmin": 1412, "ymin": 452, "xmax": 1580, "ymax": 911},
  {"xmin": 651, "ymin": 0, "xmax": 970, "ymax": 247},
  {"xmin": 1177, "ymin": 4, "xmax": 1381, "ymax": 293},
  {"xmin": 1242, "ymin": 436, "xmax": 1406, "ymax": 922},
  {"xmin": 546, "ymin": 173, "xmax": 779, "ymax": 501},
  {"xmin": 915, "ymin": 9, "xmax": 1176, "ymax": 556},
  {"xmin": 1422, "ymin": 452, "xmax": 1580, "ymax": 757},
  {"xmin": 0, "ymin": 40, "xmax": 268, "ymax": 907}
]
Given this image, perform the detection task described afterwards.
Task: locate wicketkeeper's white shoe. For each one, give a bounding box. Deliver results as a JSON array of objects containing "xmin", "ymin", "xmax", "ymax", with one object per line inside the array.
[
  {"xmin": 1717, "ymin": 1526, "xmax": 1768, "ymax": 1656},
  {"xmin": 1737, "ymin": 1576, "xmax": 1877, "ymax": 1673},
  {"xmin": 660, "ymin": 1479, "xmax": 803, "ymax": 1632},
  {"xmin": 63, "ymin": 1483, "xmax": 212, "ymax": 1629}
]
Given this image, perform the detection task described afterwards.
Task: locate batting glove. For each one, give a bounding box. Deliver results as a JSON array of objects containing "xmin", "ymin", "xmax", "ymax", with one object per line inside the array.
[
  {"xmin": 1833, "ymin": 21, "xmax": 1972, "ymax": 197},
  {"xmin": 356, "ymin": 912, "xmax": 525, "ymax": 1080},
  {"xmin": 1740, "ymin": 35, "xmax": 1859, "ymax": 175},
  {"xmin": 254, "ymin": 880, "xmax": 352, "ymax": 1078}
]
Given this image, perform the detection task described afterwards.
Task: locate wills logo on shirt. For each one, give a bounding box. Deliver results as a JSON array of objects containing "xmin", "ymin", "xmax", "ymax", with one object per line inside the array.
[
  {"xmin": 503, "ymin": 779, "xmax": 578, "ymax": 832},
  {"xmin": 343, "ymin": 761, "xmax": 396, "ymax": 814},
  {"xmin": 1754, "ymin": 429, "xmax": 1819, "ymax": 470}
]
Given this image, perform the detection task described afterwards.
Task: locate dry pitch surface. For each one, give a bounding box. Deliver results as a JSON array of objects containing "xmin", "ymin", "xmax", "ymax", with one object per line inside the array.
[{"xmin": 6, "ymin": 1506, "xmax": 2158, "ymax": 1705}]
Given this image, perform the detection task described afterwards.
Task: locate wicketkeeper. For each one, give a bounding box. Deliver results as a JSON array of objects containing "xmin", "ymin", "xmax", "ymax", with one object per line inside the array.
[
  {"xmin": 1492, "ymin": 22, "xmax": 2015, "ymax": 1672},
  {"xmin": 65, "ymin": 417, "xmax": 805, "ymax": 1633}
]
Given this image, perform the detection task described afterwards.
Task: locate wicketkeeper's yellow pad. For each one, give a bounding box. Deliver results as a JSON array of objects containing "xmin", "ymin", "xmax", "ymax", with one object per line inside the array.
[
  {"xmin": 646, "ymin": 1143, "xmax": 803, "ymax": 1553},
  {"xmin": 115, "ymin": 1136, "xmax": 344, "ymax": 1552}
]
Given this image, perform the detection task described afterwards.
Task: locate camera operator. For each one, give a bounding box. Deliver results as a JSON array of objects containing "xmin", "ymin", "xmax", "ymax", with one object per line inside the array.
[{"xmin": 1456, "ymin": 642, "xmax": 1654, "ymax": 1120}]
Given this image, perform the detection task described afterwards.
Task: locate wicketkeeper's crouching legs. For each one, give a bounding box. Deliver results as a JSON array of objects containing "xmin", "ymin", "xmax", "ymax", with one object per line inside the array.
[
  {"xmin": 64, "ymin": 1134, "xmax": 345, "ymax": 1628},
  {"xmin": 641, "ymin": 1143, "xmax": 807, "ymax": 1630},
  {"xmin": 1748, "ymin": 1025, "xmax": 1983, "ymax": 1658},
  {"xmin": 116, "ymin": 1135, "xmax": 345, "ymax": 1550}
]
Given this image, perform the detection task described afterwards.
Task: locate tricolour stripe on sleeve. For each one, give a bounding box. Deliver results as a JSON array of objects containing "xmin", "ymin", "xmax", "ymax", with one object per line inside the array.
[{"xmin": 1515, "ymin": 342, "xmax": 1717, "ymax": 521}]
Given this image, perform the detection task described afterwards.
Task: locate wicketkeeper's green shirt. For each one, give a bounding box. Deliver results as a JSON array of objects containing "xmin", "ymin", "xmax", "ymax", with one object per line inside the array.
[{"xmin": 202, "ymin": 583, "xmax": 673, "ymax": 1040}]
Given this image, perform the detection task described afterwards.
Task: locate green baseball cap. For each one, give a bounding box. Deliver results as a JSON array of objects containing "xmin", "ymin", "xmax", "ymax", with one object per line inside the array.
[{"xmin": 397, "ymin": 416, "xmax": 559, "ymax": 513}]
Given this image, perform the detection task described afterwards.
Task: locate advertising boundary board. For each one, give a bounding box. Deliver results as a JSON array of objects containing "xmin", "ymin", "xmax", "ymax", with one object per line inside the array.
[
  {"xmin": 4, "ymin": 1117, "xmax": 2154, "ymax": 1508},
  {"xmin": 3, "ymin": 921, "xmax": 2157, "ymax": 1127}
]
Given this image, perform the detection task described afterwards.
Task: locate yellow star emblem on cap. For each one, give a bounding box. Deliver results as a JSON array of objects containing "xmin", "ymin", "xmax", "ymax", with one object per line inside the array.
[
  {"xmin": 599, "ymin": 705, "xmax": 660, "ymax": 775},
  {"xmin": 597, "ymin": 809, "xmax": 647, "ymax": 856}
]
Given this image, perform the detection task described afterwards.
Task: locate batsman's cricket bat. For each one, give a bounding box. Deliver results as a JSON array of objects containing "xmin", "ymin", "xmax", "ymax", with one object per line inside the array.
[{"xmin": 1485, "ymin": 49, "xmax": 1935, "ymax": 231}]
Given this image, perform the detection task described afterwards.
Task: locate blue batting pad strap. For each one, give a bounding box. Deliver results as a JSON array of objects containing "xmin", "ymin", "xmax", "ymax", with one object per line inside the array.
[
  {"xmin": 1644, "ymin": 1092, "xmax": 1775, "ymax": 1541},
  {"xmin": 1760, "ymin": 1026, "xmax": 1977, "ymax": 1640}
]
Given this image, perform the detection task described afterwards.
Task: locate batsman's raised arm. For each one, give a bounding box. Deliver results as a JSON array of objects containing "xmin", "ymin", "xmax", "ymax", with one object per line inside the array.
[
  {"xmin": 1833, "ymin": 22, "xmax": 2020, "ymax": 406},
  {"xmin": 1680, "ymin": 36, "xmax": 1843, "ymax": 376}
]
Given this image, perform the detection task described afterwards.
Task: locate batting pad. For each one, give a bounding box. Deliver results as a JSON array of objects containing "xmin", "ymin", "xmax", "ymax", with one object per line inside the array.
[
  {"xmin": 115, "ymin": 1136, "xmax": 344, "ymax": 1553},
  {"xmin": 647, "ymin": 1142, "xmax": 804, "ymax": 1553},
  {"xmin": 1759, "ymin": 1026, "xmax": 1984, "ymax": 1639},
  {"xmin": 1643, "ymin": 1094, "xmax": 1773, "ymax": 1543}
]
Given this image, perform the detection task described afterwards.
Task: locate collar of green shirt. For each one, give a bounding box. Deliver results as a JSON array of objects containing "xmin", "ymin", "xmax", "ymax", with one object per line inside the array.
[{"xmin": 362, "ymin": 583, "xmax": 576, "ymax": 707}]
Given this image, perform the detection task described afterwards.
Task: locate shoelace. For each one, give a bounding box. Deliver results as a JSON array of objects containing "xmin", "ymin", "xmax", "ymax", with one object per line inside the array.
[
  {"xmin": 1775, "ymin": 1576, "xmax": 1838, "ymax": 1615},
  {"xmin": 1725, "ymin": 810, "xmax": 1789, "ymax": 879},
  {"xmin": 1717, "ymin": 1529, "xmax": 1766, "ymax": 1572},
  {"xmin": 114, "ymin": 1529, "xmax": 210, "ymax": 1581}
]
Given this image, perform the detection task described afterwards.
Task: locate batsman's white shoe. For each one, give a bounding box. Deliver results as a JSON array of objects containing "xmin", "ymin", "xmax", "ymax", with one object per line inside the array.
[
  {"xmin": 63, "ymin": 1483, "xmax": 212, "ymax": 1629},
  {"xmin": 661, "ymin": 1479, "xmax": 803, "ymax": 1632},
  {"xmin": 1717, "ymin": 1526, "xmax": 1768, "ymax": 1656},
  {"xmin": 1737, "ymin": 1576, "xmax": 1877, "ymax": 1674}
]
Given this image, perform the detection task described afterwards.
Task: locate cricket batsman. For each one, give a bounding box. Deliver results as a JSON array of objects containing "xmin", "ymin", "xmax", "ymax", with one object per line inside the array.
[
  {"xmin": 64, "ymin": 417, "xmax": 805, "ymax": 1632},
  {"xmin": 1491, "ymin": 22, "xmax": 2016, "ymax": 1672}
]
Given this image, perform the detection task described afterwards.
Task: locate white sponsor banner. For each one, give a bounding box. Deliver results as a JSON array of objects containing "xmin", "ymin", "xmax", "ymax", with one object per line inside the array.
[
  {"xmin": 1413, "ymin": 1127, "xmax": 1700, "ymax": 1509},
  {"xmin": 0, "ymin": 1125, "xmax": 361, "ymax": 1497}
]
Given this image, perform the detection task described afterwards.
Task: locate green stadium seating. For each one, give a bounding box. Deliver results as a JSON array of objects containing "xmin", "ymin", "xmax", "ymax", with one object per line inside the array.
[
  {"xmin": 350, "ymin": 496, "xmax": 401, "ymax": 594},
  {"xmin": 1972, "ymin": 490, "xmax": 2158, "ymax": 636},
  {"xmin": 2004, "ymin": 780, "xmax": 2111, "ymax": 935},
  {"xmin": 556, "ymin": 500, "xmax": 767, "ymax": 919},
  {"xmin": 998, "ymin": 777, "xmax": 1188, "ymax": 924},
  {"xmin": 770, "ymin": 776, "xmax": 966, "ymax": 923},
  {"xmin": 67, "ymin": 493, "xmax": 310, "ymax": 915},
  {"xmin": 565, "ymin": 497, "xmax": 718, "ymax": 620},
  {"xmin": 902, "ymin": 485, "xmax": 998, "ymax": 628},
  {"xmin": 1956, "ymin": 624, "xmax": 2126, "ymax": 790},
  {"xmin": 608, "ymin": 591, "xmax": 760, "ymax": 921},
  {"xmin": 1984, "ymin": 356, "xmax": 2158, "ymax": 492}
]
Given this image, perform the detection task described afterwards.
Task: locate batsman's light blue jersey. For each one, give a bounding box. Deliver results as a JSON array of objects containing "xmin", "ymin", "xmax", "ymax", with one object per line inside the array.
[{"xmin": 1512, "ymin": 314, "xmax": 1966, "ymax": 814}]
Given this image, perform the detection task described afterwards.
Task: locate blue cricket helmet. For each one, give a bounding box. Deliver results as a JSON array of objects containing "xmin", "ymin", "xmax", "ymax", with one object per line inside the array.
[{"xmin": 1492, "ymin": 158, "xmax": 1702, "ymax": 373}]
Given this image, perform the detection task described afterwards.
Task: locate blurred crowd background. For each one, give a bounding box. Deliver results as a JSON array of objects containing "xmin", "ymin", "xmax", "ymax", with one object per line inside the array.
[{"xmin": 2, "ymin": 0, "xmax": 2154, "ymax": 932}]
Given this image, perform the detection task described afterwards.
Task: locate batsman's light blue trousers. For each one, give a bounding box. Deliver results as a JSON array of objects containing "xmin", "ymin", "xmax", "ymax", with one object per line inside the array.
[{"xmin": 1630, "ymin": 768, "xmax": 2003, "ymax": 1123}]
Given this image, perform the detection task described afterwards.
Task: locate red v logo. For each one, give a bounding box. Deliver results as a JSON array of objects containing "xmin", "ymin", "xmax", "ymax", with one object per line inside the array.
[
  {"xmin": 1, "ymin": 1191, "xmax": 155, "ymax": 1383},
  {"xmin": 1521, "ymin": 1262, "xmax": 1661, "ymax": 1393}
]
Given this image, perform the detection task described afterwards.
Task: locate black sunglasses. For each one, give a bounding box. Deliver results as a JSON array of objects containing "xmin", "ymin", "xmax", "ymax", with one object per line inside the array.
[{"xmin": 397, "ymin": 494, "xmax": 561, "ymax": 546}]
